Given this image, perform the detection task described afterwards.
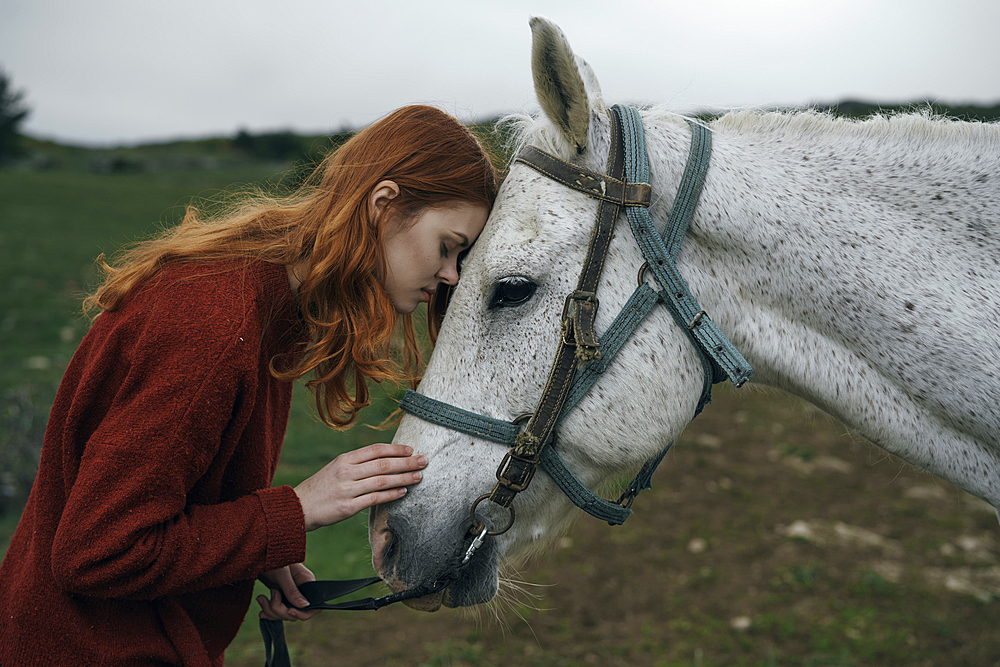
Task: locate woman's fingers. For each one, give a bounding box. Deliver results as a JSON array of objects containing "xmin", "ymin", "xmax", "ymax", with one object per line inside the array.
[
  {"xmin": 257, "ymin": 591, "xmax": 320, "ymax": 622},
  {"xmin": 340, "ymin": 443, "xmax": 415, "ymax": 465},
  {"xmin": 258, "ymin": 593, "xmax": 278, "ymax": 620},
  {"xmin": 294, "ymin": 443, "xmax": 428, "ymax": 530},
  {"xmin": 258, "ymin": 589, "xmax": 297, "ymax": 621},
  {"xmin": 342, "ymin": 445, "xmax": 427, "ymax": 479},
  {"xmin": 257, "ymin": 564, "xmax": 322, "ymax": 622},
  {"xmin": 257, "ymin": 572, "xmax": 322, "ymax": 621},
  {"xmin": 352, "ymin": 469, "xmax": 423, "ymax": 493},
  {"xmin": 267, "ymin": 564, "xmax": 309, "ymax": 608}
]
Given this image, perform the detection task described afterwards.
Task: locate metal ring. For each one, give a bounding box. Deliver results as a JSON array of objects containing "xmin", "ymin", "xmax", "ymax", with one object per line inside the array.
[
  {"xmin": 512, "ymin": 413, "xmax": 532, "ymax": 427},
  {"xmin": 637, "ymin": 261, "xmax": 650, "ymax": 286},
  {"xmin": 469, "ymin": 494, "xmax": 516, "ymax": 536}
]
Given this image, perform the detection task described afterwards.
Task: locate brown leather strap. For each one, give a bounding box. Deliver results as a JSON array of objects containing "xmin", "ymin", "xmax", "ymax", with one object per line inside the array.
[
  {"xmin": 516, "ymin": 145, "xmax": 651, "ymax": 207},
  {"xmin": 488, "ymin": 108, "xmax": 635, "ymax": 510}
]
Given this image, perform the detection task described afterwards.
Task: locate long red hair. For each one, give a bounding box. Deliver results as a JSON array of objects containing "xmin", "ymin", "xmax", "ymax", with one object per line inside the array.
[{"xmin": 85, "ymin": 105, "xmax": 498, "ymax": 427}]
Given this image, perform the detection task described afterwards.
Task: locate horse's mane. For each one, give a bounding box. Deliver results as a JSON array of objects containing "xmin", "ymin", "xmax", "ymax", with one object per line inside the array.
[
  {"xmin": 711, "ymin": 106, "xmax": 998, "ymax": 145},
  {"xmin": 497, "ymin": 112, "xmax": 566, "ymax": 159},
  {"xmin": 498, "ymin": 104, "xmax": 998, "ymax": 160}
]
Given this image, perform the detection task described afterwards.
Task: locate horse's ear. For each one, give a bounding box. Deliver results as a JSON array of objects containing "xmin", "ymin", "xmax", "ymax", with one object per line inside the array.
[{"xmin": 529, "ymin": 16, "xmax": 600, "ymax": 154}]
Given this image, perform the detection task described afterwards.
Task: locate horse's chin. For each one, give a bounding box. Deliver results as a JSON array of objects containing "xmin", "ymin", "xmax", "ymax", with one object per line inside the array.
[
  {"xmin": 401, "ymin": 589, "xmax": 445, "ymax": 612},
  {"xmin": 397, "ymin": 583, "xmax": 491, "ymax": 611}
]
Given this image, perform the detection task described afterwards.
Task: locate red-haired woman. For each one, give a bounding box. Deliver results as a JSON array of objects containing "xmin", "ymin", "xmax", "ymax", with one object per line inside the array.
[{"xmin": 0, "ymin": 105, "xmax": 498, "ymax": 666}]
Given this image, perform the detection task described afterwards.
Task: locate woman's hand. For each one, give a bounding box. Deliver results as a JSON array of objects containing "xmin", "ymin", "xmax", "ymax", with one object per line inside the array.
[
  {"xmin": 257, "ymin": 563, "xmax": 320, "ymax": 622},
  {"xmin": 294, "ymin": 443, "xmax": 427, "ymax": 532}
]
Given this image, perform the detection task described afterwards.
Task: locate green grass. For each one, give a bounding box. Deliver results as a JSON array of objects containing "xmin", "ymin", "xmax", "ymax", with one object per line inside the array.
[{"xmin": 0, "ymin": 165, "xmax": 284, "ymax": 391}]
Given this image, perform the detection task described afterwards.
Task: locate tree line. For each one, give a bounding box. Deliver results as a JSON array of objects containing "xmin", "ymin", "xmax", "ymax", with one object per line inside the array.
[{"xmin": 2, "ymin": 66, "xmax": 999, "ymax": 168}]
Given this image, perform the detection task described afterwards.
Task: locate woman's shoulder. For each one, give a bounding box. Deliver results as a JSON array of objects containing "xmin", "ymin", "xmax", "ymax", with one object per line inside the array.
[
  {"xmin": 149, "ymin": 259, "xmax": 288, "ymax": 297},
  {"xmin": 100, "ymin": 259, "xmax": 296, "ymax": 342},
  {"xmin": 134, "ymin": 259, "xmax": 290, "ymax": 313}
]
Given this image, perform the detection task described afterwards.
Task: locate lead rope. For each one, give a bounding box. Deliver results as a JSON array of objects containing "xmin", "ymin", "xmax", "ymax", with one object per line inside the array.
[{"xmin": 260, "ymin": 527, "xmax": 485, "ymax": 667}]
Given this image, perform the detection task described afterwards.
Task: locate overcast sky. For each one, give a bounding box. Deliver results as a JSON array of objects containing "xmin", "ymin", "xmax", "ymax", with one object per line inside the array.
[{"xmin": 2, "ymin": 0, "xmax": 998, "ymax": 146}]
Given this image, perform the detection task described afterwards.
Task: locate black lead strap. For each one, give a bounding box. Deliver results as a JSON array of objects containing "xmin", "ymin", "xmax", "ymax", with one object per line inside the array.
[
  {"xmin": 260, "ymin": 531, "xmax": 482, "ymax": 667},
  {"xmin": 260, "ymin": 577, "xmax": 381, "ymax": 667},
  {"xmin": 260, "ymin": 578, "xmax": 437, "ymax": 667}
]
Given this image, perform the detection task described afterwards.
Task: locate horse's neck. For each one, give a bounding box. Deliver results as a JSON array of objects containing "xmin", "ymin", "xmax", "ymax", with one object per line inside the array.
[
  {"xmin": 653, "ymin": 112, "xmax": 1000, "ymax": 508},
  {"xmin": 674, "ymin": 115, "xmax": 995, "ymax": 387}
]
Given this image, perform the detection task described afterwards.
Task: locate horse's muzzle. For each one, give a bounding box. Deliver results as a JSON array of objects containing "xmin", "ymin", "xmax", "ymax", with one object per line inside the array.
[{"xmin": 369, "ymin": 503, "xmax": 499, "ymax": 610}]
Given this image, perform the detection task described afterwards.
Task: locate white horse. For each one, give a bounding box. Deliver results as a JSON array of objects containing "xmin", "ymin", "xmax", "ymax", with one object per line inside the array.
[{"xmin": 369, "ymin": 17, "xmax": 1000, "ymax": 611}]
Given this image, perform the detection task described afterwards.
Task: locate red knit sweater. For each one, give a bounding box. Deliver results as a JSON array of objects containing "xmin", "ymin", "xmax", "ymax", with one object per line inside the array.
[{"xmin": 0, "ymin": 260, "xmax": 308, "ymax": 666}]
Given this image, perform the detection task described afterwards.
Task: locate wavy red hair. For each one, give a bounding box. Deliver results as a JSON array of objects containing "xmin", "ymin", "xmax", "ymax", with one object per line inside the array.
[{"xmin": 85, "ymin": 105, "xmax": 498, "ymax": 427}]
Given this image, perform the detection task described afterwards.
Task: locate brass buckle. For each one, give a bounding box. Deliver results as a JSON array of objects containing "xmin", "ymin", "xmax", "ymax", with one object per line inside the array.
[
  {"xmin": 494, "ymin": 450, "xmax": 538, "ymax": 492},
  {"xmin": 561, "ymin": 291, "xmax": 599, "ymax": 345}
]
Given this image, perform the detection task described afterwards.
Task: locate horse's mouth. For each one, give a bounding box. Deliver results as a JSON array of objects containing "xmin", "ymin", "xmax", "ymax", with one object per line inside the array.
[
  {"xmin": 399, "ymin": 581, "xmax": 472, "ymax": 611},
  {"xmin": 401, "ymin": 588, "xmax": 446, "ymax": 612}
]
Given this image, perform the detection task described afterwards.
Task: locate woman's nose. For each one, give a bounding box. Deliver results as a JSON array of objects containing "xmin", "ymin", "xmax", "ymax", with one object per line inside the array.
[{"xmin": 437, "ymin": 260, "xmax": 459, "ymax": 285}]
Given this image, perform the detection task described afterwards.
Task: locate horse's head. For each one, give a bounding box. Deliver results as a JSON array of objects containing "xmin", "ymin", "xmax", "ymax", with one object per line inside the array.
[{"xmin": 370, "ymin": 17, "xmax": 709, "ymax": 609}]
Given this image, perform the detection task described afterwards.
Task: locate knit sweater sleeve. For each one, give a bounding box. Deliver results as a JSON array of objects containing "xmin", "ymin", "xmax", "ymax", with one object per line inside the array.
[{"xmin": 49, "ymin": 268, "xmax": 306, "ymax": 600}]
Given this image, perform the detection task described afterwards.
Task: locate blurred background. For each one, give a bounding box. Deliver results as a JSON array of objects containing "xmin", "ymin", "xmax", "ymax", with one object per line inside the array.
[
  {"xmin": 2, "ymin": 1, "xmax": 999, "ymax": 664},
  {"xmin": 2, "ymin": 0, "xmax": 999, "ymax": 145}
]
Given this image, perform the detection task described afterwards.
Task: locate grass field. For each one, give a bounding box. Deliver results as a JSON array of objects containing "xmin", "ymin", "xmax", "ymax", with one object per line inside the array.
[{"xmin": 2, "ymin": 121, "xmax": 999, "ymax": 666}]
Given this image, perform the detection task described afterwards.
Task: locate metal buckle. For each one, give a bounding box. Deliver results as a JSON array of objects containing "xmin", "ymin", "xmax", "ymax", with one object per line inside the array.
[
  {"xmin": 688, "ymin": 310, "xmax": 708, "ymax": 330},
  {"xmin": 512, "ymin": 413, "xmax": 533, "ymax": 427},
  {"xmin": 562, "ymin": 290, "xmax": 599, "ymax": 319},
  {"xmin": 462, "ymin": 524, "xmax": 489, "ymax": 564},
  {"xmin": 561, "ymin": 291, "xmax": 599, "ymax": 346},
  {"xmin": 494, "ymin": 450, "xmax": 538, "ymax": 492}
]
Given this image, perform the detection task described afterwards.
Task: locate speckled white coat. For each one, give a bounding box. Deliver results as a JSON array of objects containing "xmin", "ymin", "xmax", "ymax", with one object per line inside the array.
[{"xmin": 370, "ymin": 17, "xmax": 1000, "ymax": 609}]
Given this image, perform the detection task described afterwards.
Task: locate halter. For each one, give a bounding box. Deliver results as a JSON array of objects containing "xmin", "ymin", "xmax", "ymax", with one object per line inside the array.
[
  {"xmin": 261, "ymin": 105, "xmax": 752, "ymax": 667},
  {"xmin": 399, "ymin": 105, "xmax": 752, "ymax": 534}
]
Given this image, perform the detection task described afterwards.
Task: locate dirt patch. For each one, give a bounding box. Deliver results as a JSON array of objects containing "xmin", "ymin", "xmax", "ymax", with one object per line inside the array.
[{"xmin": 229, "ymin": 387, "xmax": 1000, "ymax": 667}]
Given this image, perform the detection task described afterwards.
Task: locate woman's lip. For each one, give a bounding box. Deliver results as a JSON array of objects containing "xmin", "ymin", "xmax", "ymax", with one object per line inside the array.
[{"xmin": 420, "ymin": 288, "xmax": 435, "ymax": 302}]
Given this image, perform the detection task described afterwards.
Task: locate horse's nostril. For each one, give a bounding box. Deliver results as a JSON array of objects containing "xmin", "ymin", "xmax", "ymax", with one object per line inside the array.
[{"xmin": 383, "ymin": 530, "xmax": 399, "ymax": 568}]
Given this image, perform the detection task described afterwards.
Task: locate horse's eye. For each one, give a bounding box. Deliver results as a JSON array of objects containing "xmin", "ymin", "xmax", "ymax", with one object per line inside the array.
[{"xmin": 489, "ymin": 276, "xmax": 537, "ymax": 309}]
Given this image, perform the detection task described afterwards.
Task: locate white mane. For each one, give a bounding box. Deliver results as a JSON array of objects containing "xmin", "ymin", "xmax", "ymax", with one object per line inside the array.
[
  {"xmin": 714, "ymin": 107, "xmax": 999, "ymax": 144},
  {"xmin": 499, "ymin": 105, "xmax": 1000, "ymax": 169}
]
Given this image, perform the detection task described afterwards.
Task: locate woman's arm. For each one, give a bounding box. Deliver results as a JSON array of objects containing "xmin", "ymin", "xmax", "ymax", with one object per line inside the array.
[{"xmin": 50, "ymin": 271, "xmax": 305, "ymax": 599}]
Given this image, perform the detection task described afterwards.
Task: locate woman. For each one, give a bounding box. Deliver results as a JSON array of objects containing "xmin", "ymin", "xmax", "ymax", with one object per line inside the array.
[{"xmin": 0, "ymin": 105, "xmax": 497, "ymax": 666}]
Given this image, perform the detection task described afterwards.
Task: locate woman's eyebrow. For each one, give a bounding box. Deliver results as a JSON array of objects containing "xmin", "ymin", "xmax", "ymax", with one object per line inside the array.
[{"xmin": 455, "ymin": 233, "xmax": 470, "ymax": 248}]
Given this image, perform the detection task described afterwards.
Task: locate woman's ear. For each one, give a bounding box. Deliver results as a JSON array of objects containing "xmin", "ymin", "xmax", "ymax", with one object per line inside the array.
[{"xmin": 369, "ymin": 180, "xmax": 400, "ymax": 219}]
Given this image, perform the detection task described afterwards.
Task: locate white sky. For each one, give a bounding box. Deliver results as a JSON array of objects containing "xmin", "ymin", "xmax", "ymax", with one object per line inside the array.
[{"xmin": 2, "ymin": 0, "xmax": 998, "ymax": 145}]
